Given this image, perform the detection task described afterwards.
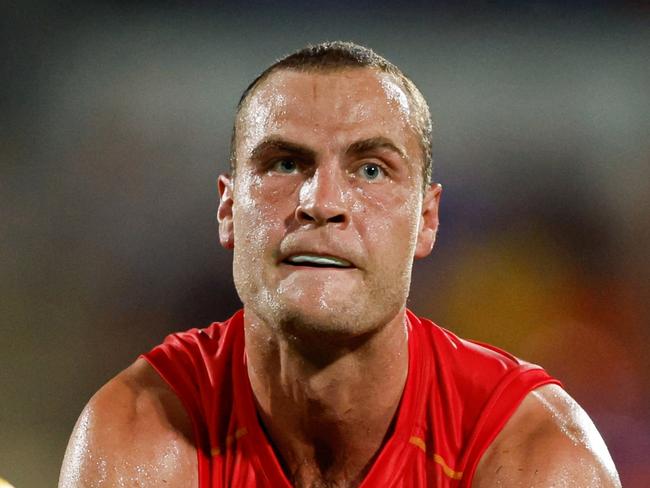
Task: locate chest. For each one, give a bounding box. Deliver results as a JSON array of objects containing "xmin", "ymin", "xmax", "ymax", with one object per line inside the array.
[{"xmin": 200, "ymin": 434, "xmax": 464, "ymax": 488}]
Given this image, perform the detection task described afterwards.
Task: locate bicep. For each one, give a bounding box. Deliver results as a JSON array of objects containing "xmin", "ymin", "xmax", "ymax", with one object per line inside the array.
[
  {"xmin": 59, "ymin": 361, "xmax": 197, "ymax": 488},
  {"xmin": 473, "ymin": 384, "xmax": 621, "ymax": 487},
  {"xmin": 59, "ymin": 384, "xmax": 132, "ymax": 488},
  {"xmin": 58, "ymin": 403, "xmax": 101, "ymax": 487}
]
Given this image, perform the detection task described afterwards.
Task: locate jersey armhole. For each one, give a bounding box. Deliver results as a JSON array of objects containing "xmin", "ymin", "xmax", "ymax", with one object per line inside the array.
[
  {"xmin": 459, "ymin": 365, "xmax": 562, "ymax": 487},
  {"xmin": 140, "ymin": 353, "xmax": 211, "ymax": 487}
]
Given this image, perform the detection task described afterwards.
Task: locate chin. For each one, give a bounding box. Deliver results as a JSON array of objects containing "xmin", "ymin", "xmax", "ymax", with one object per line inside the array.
[
  {"xmin": 273, "ymin": 292, "xmax": 405, "ymax": 345},
  {"xmin": 281, "ymin": 303, "xmax": 363, "ymax": 337},
  {"xmin": 238, "ymin": 271, "xmax": 411, "ymax": 344}
]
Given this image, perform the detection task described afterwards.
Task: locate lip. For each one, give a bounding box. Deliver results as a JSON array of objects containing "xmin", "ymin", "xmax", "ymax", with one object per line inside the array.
[
  {"xmin": 282, "ymin": 253, "xmax": 355, "ymax": 269},
  {"xmin": 277, "ymin": 232, "xmax": 364, "ymax": 270},
  {"xmin": 279, "ymin": 262, "xmax": 358, "ymax": 272},
  {"xmin": 278, "ymin": 247, "xmax": 360, "ymax": 270}
]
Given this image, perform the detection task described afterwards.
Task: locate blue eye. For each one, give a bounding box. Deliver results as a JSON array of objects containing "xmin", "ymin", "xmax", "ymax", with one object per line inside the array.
[
  {"xmin": 359, "ymin": 163, "xmax": 384, "ymax": 181},
  {"xmin": 272, "ymin": 159, "xmax": 298, "ymax": 174}
]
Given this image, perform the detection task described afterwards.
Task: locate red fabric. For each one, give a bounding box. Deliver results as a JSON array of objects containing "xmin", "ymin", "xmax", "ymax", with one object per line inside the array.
[{"xmin": 141, "ymin": 309, "xmax": 561, "ymax": 487}]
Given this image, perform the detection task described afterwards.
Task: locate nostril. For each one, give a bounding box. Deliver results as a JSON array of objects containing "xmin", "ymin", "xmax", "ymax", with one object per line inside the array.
[
  {"xmin": 295, "ymin": 203, "xmax": 348, "ymax": 226},
  {"xmin": 297, "ymin": 209, "xmax": 316, "ymax": 222}
]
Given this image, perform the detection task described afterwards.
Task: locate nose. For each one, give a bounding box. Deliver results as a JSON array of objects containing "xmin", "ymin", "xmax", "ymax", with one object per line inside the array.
[{"xmin": 295, "ymin": 166, "xmax": 349, "ymax": 226}]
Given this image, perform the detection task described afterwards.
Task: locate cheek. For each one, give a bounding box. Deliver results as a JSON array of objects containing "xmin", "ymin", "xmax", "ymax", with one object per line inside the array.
[
  {"xmin": 233, "ymin": 174, "xmax": 296, "ymax": 251},
  {"xmin": 352, "ymin": 186, "xmax": 421, "ymax": 255}
]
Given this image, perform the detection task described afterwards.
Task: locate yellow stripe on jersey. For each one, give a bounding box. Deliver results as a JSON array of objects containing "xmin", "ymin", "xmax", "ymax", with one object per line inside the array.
[
  {"xmin": 408, "ymin": 436, "xmax": 464, "ymax": 480},
  {"xmin": 409, "ymin": 435, "xmax": 426, "ymax": 452}
]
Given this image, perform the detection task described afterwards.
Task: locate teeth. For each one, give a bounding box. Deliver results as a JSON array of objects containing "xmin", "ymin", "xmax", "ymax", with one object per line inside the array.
[{"xmin": 287, "ymin": 254, "xmax": 352, "ymax": 268}]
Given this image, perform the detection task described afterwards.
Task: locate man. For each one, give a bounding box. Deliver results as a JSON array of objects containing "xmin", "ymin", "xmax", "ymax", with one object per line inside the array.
[{"xmin": 59, "ymin": 42, "xmax": 621, "ymax": 487}]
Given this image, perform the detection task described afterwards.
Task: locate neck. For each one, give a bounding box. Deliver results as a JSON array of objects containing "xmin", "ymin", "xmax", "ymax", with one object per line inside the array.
[{"xmin": 244, "ymin": 308, "xmax": 409, "ymax": 488}]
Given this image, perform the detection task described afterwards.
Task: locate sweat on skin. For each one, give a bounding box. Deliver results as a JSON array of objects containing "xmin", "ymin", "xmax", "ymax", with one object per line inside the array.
[{"xmin": 216, "ymin": 67, "xmax": 441, "ymax": 483}]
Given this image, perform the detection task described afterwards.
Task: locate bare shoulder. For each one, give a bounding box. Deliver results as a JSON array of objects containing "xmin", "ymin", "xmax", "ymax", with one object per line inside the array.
[
  {"xmin": 473, "ymin": 383, "xmax": 621, "ymax": 487},
  {"xmin": 58, "ymin": 358, "xmax": 198, "ymax": 488}
]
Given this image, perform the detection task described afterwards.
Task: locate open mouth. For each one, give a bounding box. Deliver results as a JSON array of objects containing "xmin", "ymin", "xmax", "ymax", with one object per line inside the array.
[{"xmin": 283, "ymin": 254, "xmax": 353, "ymax": 269}]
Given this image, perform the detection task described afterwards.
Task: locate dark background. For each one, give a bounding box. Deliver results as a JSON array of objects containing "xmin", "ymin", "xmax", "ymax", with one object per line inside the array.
[{"xmin": 1, "ymin": 1, "xmax": 648, "ymax": 486}]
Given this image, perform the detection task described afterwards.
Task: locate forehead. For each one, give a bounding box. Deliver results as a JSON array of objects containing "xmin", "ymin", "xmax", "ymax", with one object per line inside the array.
[{"xmin": 236, "ymin": 68, "xmax": 419, "ymax": 159}]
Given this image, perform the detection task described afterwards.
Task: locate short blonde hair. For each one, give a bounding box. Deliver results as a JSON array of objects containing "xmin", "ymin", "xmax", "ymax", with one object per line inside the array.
[{"xmin": 230, "ymin": 41, "xmax": 433, "ymax": 189}]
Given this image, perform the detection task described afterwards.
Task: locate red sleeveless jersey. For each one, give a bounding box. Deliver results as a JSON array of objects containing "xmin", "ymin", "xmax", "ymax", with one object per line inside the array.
[{"xmin": 142, "ymin": 309, "xmax": 560, "ymax": 487}]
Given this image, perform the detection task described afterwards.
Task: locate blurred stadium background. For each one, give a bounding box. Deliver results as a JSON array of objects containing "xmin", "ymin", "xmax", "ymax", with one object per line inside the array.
[{"xmin": 1, "ymin": 1, "xmax": 648, "ymax": 486}]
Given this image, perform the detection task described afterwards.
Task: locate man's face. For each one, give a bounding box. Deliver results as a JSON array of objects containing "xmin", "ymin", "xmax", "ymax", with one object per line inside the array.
[{"xmin": 219, "ymin": 68, "xmax": 440, "ymax": 337}]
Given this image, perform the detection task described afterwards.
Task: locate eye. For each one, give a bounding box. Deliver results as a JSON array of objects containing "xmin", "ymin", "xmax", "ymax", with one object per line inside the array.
[
  {"xmin": 270, "ymin": 158, "xmax": 299, "ymax": 174},
  {"xmin": 357, "ymin": 162, "xmax": 386, "ymax": 181}
]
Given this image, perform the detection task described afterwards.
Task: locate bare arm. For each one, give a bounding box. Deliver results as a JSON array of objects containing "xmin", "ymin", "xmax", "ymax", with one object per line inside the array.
[
  {"xmin": 473, "ymin": 384, "xmax": 621, "ymax": 487},
  {"xmin": 58, "ymin": 358, "xmax": 198, "ymax": 488}
]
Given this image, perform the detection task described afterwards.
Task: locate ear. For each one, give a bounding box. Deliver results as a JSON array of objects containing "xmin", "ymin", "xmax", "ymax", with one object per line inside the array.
[
  {"xmin": 414, "ymin": 183, "xmax": 442, "ymax": 259},
  {"xmin": 217, "ymin": 174, "xmax": 235, "ymax": 249}
]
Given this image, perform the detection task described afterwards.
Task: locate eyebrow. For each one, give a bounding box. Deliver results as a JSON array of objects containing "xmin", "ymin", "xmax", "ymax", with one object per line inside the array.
[
  {"xmin": 249, "ymin": 138, "xmax": 316, "ymax": 161},
  {"xmin": 248, "ymin": 136, "xmax": 407, "ymax": 163},
  {"xmin": 346, "ymin": 137, "xmax": 407, "ymax": 160}
]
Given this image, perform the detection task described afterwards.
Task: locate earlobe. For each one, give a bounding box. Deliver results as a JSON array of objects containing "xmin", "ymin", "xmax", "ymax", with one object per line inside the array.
[
  {"xmin": 414, "ymin": 183, "xmax": 442, "ymax": 259},
  {"xmin": 217, "ymin": 174, "xmax": 235, "ymax": 249}
]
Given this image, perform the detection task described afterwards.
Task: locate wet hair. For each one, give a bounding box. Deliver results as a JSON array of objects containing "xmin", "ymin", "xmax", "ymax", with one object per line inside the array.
[{"xmin": 230, "ymin": 41, "xmax": 433, "ymax": 188}]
